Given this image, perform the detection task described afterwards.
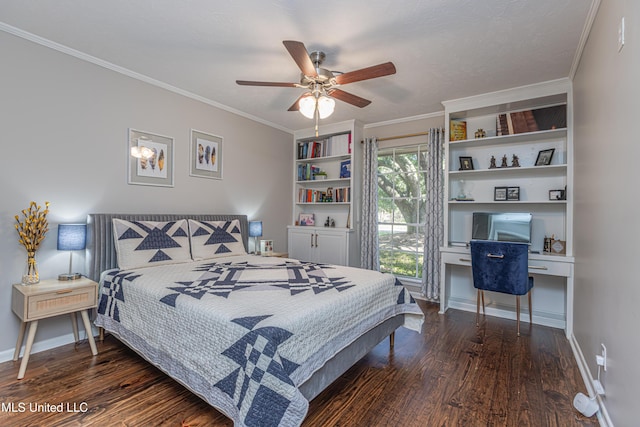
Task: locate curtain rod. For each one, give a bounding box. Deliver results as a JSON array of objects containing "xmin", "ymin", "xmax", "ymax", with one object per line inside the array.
[{"xmin": 361, "ymin": 131, "xmax": 430, "ymax": 143}]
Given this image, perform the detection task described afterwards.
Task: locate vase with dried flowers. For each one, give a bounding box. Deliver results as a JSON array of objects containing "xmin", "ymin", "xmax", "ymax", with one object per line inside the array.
[{"xmin": 15, "ymin": 201, "xmax": 50, "ymax": 285}]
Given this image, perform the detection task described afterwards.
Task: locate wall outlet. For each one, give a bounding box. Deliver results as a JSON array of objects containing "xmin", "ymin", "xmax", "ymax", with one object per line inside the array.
[{"xmin": 596, "ymin": 343, "xmax": 607, "ymax": 371}]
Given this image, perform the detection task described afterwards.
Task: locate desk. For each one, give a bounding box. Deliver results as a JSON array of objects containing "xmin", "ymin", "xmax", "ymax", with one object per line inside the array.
[{"xmin": 439, "ymin": 246, "xmax": 575, "ymax": 338}]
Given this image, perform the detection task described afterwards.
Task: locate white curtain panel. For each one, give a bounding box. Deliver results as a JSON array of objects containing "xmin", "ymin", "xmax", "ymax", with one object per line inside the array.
[
  {"xmin": 360, "ymin": 137, "xmax": 379, "ymax": 271},
  {"xmin": 422, "ymin": 128, "xmax": 445, "ymax": 300}
]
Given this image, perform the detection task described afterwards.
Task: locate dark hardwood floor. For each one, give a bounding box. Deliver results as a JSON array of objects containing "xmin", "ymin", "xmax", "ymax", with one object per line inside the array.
[{"xmin": 0, "ymin": 301, "xmax": 598, "ymax": 426}]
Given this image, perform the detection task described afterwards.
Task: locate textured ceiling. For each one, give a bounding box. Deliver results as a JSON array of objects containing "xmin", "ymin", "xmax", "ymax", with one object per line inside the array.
[{"xmin": 0, "ymin": 0, "xmax": 594, "ymax": 132}]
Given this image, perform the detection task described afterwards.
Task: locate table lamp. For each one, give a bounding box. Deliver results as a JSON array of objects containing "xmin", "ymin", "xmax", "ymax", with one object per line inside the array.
[
  {"xmin": 248, "ymin": 221, "xmax": 263, "ymax": 254},
  {"xmin": 57, "ymin": 223, "xmax": 87, "ymax": 281}
]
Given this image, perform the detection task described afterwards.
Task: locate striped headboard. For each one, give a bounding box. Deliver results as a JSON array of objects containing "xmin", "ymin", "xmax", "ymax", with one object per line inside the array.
[{"xmin": 85, "ymin": 213, "xmax": 249, "ymax": 282}]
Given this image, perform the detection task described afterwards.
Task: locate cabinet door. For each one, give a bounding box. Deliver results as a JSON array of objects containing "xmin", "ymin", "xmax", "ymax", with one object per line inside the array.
[
  {"xmin": 288, "ymin": 228, "xmax": 314, "ymax": 262},
  {"xmin": 314, "ymin": 230, "xmax": 348, "ymax": 265}
]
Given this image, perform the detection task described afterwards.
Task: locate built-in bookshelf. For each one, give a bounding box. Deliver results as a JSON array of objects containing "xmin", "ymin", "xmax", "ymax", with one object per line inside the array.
[
  {"xmin": 293, "ymin": 130, "xmax": 355, "ymax": 227},
  {"xmin": 442, "ymin": 81, "xmax": 573, "ymax": 254},
  {"xmin": 289, "ymin": 120, "xmax": 362, "ymax": 266},
  {"xmin": 439, "ymin": 79, "xmax": 576, "ymax": 332}
]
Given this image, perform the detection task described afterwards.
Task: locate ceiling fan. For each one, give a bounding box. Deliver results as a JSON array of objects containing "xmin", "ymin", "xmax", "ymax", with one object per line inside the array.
[{"xmin": 236, "ymin": 40, "xmax": 396, "ymax": 122}]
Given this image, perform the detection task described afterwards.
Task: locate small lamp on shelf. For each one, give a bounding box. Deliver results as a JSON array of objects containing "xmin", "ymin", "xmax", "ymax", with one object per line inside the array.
[
  {"xmin": 57, "ymin": 224, "xmax": 87, "ymax": 281},
  {"xmin": 248, "ymin": 221, "xmax": 263, "ymax": 254}
]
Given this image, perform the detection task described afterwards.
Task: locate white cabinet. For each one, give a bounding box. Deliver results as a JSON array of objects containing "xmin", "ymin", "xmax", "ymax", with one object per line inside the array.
[
  {"xmin": 287, "ymin": 226, "xmax": 351, "ymax": 265},
  {"xmin": 289, "ymin": 120, "xmax": 362, "ymax": 267}
]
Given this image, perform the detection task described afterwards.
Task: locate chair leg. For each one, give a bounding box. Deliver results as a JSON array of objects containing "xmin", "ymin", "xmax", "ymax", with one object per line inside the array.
[
  {"xmin": 481, "ymin": 291, "xmax": 485, "ymax": 314},
  {"xmin": 528, "ymin": 291, "xmax": 532, "ymax": 325},
  {"xmin": 516, "ymin": 296, "xmax": 521, "ymax": 337},
  {"xmin": 476, "ymin": 290, "xmax": 481, "ymax": 326}
]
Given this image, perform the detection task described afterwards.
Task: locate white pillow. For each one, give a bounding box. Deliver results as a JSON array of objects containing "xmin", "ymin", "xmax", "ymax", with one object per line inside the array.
[
  {"xmin": 112, "ymin": 219, "xmax": 191, "ymax": 270},
  {"xmin": 188, "ymin": 219, "xmax": 246, "ymax": 260}
]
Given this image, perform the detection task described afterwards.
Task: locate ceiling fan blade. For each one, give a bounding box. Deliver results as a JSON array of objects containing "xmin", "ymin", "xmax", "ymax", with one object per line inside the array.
[
  {"xmin": 328, "ymin": 89, "xmax": 371, "ymax": 108},
  {"xmin": 283, "ymin": 40, "xmax": 317, "ymax": 77},
  {"xmin": 334, "ymin": 62, "xmax": 396, "ymax": 85},
  {"xmin": 287, "ymin": 94, "xmax": 308, "ymax": 111},
  {"xmin": 236, "ymin": 80, "xmax": 297, "ymax": 87}
]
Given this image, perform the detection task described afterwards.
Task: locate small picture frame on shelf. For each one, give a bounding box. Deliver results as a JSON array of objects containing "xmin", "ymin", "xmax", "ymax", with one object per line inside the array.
[
  {"xmin": 549, "ymin": 189, "xmax": 566, "ymax": 200},
  {"xmin": 494, "ymin": 187, "xmax": 508, "ymax": 201},
  {"xmin": 507, "ymin": 186, "xmax": 520, "ymax": 201},
  {"xmin": 459, "ymin": 156, "xmax": 474, "ymax": 171},
  {"xmin": 299, "ymin": 213, "xmax": 315, "ymax": 226},
  {"xmin": 535, "ymin": 148, "xmax": 555, "ymax": 166}
]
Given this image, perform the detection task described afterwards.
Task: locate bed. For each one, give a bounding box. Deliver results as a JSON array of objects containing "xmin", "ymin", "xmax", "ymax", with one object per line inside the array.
[{"xmin": 88, "ymin": 213, "xmax": 423, "ymax": 427}]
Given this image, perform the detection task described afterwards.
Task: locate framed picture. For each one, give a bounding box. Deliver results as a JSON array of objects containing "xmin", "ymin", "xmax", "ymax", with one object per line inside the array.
[
  {"xmin": 507, "ymin": 186, "xmax": 520, "ymax": 201},
  {"xmin": 128, "ymin": 129, "xmax": 174, "ymax": 187},
  {"xmin": 494, "ymin": 186, "xmax": 508, "ymax": 201},
  {"xmin": 549, "ymin": 189, "xmax": 565, "ymax": 200},
  {"xmin": 535, "ymin": 148, "xmax": 555, "ymax": 166},
  {"xmin": 459, "ymin": 156, "xmax": 474, "ymax": 171},
  {"xmin": 190, "ymin": 129, "xmax": 223, "ymax": 179},
  {"xmin": 260, "ymin": 239, "xmax": 274, "ymax": 254},
  {"xmin": 299, "ymin": 213, "xmax": 315, "ymax": 226}
]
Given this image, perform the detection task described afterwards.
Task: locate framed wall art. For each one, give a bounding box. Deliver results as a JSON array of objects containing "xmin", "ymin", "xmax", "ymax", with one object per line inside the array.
[
  {"xmin": 190, "ymin": 129, "xmax": 223, "ymax": 180},
  {"xmin": 128, "ymin": 128, "xmax": 174, "ymax": 187}
]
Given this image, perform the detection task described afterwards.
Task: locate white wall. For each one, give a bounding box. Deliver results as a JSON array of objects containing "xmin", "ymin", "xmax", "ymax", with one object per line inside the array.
[
  {"xmin": 572, "ymin": 0, "xmax": 640, "ymax": 424},
  {"xmin": 0, "ymin": 31, "xmax": 292, "ymax": 357}
]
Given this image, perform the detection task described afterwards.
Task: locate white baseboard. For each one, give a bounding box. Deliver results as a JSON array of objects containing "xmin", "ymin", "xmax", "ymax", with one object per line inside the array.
[
  {"xmin": 569, "ymin": 334, "xmax": 613, "ymax": 426},
  {"xmin": 0, "ymin": 326, "xmax": 99, "ymax": 364}
]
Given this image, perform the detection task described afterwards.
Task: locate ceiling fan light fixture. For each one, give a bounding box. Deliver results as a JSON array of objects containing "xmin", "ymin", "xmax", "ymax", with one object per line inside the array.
[
  {"xmin": 299, "ymin": 95, "xmax": 316, "ymax": 119},
  {"xmin": 317, "ymin": 95, "xmax": 335, "ymax": 119}
]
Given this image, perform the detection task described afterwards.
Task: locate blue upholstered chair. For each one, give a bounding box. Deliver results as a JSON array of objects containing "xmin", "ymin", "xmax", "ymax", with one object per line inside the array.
[{"xmin": 470, "ymin": 240, "xmax": 533, "ymax": 336}]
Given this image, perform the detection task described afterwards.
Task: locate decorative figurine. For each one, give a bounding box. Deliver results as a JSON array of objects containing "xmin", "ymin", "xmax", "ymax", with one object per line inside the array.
[
  {"xmin": 330, "ymin": 219, "xmax": 335, "ymax": 227},
  {"xmin": 511, "ymin": 154, "xmax": 520, "ymax": 167},
  {"xmin": 489, "ymin": 155, "xmax": 497, "ymax": 169},
  {"xmin": 325, "ymin": 216, "xmax": 331, "ymax": 227},
  {"xmin": 474, "ymin": 128, "xmax": 486, "ymax": 138},
  {"xmin": 500, "ymin": 155, "xmax": 509, "ymax": 168}
]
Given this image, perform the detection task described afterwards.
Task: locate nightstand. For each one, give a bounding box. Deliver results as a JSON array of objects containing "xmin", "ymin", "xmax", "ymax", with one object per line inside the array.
[{"xmin": 12, "ymin": 277, "xmax": 99, "ymax": 379}]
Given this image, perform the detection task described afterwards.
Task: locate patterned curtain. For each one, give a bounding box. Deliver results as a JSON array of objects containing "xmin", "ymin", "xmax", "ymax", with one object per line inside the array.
[
  {"xmin": 360, "ymin": 137, "xmax": 379, "ymax": 270},
  {"xmin": 422, "ymin": 128, "xmax": 445, "ymax": 299}
]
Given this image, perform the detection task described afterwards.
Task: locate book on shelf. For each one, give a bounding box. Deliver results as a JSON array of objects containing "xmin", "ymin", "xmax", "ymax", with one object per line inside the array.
[
  {"xmin": 450, "ymin": 120, "xmax": 467, "ymax": 141},
  {"xmin": 297, "ymin": 186, "xmax": 350, "ymax": 203},
  {"xmin": 496, "ymin": 105, "xmax": 565, "ymax": 136},
  {"xmin": 297, "ymin": 164, "xmax": 320, "ymax": 181},
  {"xmin": 297, "ymin": 132, "xmax": 352, "ymax": 159},
  {"xmin": 340, "ymin": 159, "xmax": 351, "ymax": 178}
]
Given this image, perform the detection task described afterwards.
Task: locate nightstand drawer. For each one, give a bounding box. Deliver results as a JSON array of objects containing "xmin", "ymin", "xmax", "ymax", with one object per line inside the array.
[
  {"xmin": 28, "ymin": 286, "xmax": 96, "ymax": 320},
  {"xmin": 12, "ymin": 280, "xmax": 98, "ymax": 322}
]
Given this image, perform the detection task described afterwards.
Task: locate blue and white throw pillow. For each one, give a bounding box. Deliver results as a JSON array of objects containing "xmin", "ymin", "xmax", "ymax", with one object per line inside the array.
[
  {"xmin": 188, "ymin": 219, "xmax": 246, "ymax": 260},
  {"xmin": 112, "ymin": 219, "xmax": 192, "ymax": 270}
]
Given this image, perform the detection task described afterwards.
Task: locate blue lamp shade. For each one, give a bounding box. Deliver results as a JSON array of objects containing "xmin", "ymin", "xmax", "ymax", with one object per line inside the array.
[
  {"xmin": 57, "ymin": 224, "xmax": 87, "ymax": 251},
  {"xmin": 249, "ymin": 221, "xmax": 263, "ymax": 238}
]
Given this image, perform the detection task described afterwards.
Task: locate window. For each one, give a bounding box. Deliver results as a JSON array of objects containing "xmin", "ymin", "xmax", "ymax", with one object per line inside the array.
[{"xmin": 377, "ymin": 145, "xmax": 428, "ymax": 279}]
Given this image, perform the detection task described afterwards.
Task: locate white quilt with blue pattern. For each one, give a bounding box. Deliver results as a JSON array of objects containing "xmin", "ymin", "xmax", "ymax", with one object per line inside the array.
[{"xmin": 95, "ymin": 254, "xmax": 423, "ymax": 427}]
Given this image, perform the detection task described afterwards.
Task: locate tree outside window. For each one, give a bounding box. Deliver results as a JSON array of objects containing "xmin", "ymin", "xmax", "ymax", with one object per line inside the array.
[{"xmin": 377, "ymin": 145, "xmax": 428, "ymax": 279}]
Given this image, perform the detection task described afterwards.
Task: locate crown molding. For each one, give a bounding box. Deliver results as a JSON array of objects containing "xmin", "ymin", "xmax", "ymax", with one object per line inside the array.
[{"xmin": 0, "ymin": 21, "xmax": 294, "ymax": 134}]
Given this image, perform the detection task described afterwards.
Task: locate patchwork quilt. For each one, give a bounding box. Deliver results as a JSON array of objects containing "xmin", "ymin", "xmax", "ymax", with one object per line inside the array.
[{"xmin": 95, "ymin": 254, "xmax": 423, "ymax": 427}]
